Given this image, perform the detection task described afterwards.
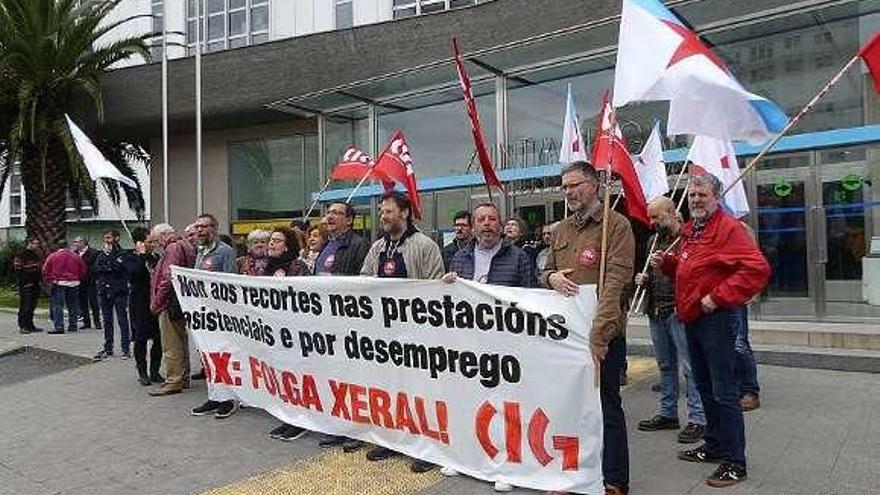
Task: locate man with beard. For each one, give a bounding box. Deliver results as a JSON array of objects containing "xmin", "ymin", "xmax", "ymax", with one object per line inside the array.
[
  {"xmin": 360, "ymin": 192, "xmax": 444, "ymax": 473},
  {"xmin": 651, "ymin": 173, "xmax": 770, "ymax": 488},
  {"xmin": 441, "ymin": 210, "xmax": 473, "ymax": 271},
  {"xmin": 635, "ymin": 196, "xmax": 705, "ymax": 444},
  {"xmin": 541, "ymin": 161, "xmax": 634, "ymax": 495}
]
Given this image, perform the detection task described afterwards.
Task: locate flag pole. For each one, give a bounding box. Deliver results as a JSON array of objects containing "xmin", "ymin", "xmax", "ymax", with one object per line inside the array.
[
  {"xmin": 161, "ymin": 0, "xmax": 169, "ymax": 223},
  {"xmin": 722, "ymin": 53, "xmax": 861, "ymax": 197},
  {"xmin": 345, "ymin": 169, "xmax": 373, "ymax": 203},
  {"xmin": 302, "ymin": 176, "xmax": 333, "ymax": 224}
]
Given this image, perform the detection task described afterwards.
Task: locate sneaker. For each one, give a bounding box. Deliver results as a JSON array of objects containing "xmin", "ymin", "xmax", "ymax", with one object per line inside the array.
[
  {"xmin": 342, "ymin": 439, "xmax": 364, "ymax": 453},
  {"xmin": 494, "ymin": 481, "xmax": 513, "ymax": 492},
  {"xmin": 47, "ymin": 329, "xmax": 65, "ymax": 335},
  {"xmin": 92, "ymin": 350, "xmax": 111, "ymax": 360},
  {"xmin": 440, "ymin": 466, "xmax": 460, "ymax": 477},
  {"xmin": 317, "ymin": 434, "xmax": 346, "ymax": 448},
  {"xmin": 138, "ymin": 374, "xmax": 151, "ymax": 386},
  {"xmin": 277, "ymin": 425, "xmax": 308, "ymax": 442},
  {"xmin": 705, "ymin": 462, "xmax": 747, "ymax": 487},
  {"xmin": 191, "ymin": 400, "xmax": 220, "ymax": 416},
  {"xmin": 30, "ymin": 327, "xmax": 44, "ymax": 333},
  {"xmin": 740, "ymin": 393, "xmax": 760, "ymax": 412},
  {"xmin": 410, "ymin": 459, "xmax": 435, "ymax": 473},
  {"xmin": 18, "ymin": 328, "xmax": 32, "ymax": 335},
  {"xmin": 678, "ymin": 444, "xmax": 725, "ymax": 464},
  {"xmin": 637, "ymin": 415, "xmax": 680, "ymax": 431},
  {"xmin": 268, "ymin": 424, "xmax": 289, "ymax": 439},
  {"xmin": 120, "ymin": 351, "xmax": 131, "ymax": 360},
  {"xmin": 214, "ymin": 400, "xmax": 239, "ymax": 419},
  {"xmin": 678, "ymin": 423, "xmax": 706, "ymax": 444},
  {"xmin": 365, "ymin": 446, "xmax": 399, "ymax": 461}
]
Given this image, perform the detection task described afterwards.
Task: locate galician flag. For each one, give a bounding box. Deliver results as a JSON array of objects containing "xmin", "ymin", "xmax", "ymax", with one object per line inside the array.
[
  {"xmin": 686, "ymin": 135, "xmax": 750, "ymax": 218},
  {"xmin": 612, "ymin": 0, "xmax": 788, "ymax": 144},
  {"xmin": 633, "ymin": 122, "xmax": 669, "ymax": 202},
  {"xmin": 559, "ymin": 83, "xmax": 587, "ymax": 164},
  {"xmin": 65, "ymin": 114, "xmax": 137, "ymax": 188}
]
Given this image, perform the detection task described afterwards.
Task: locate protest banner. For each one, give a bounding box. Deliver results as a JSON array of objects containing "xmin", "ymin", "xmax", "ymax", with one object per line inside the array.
[{"xmin": 171, "ymin": 267, "xmax": 604, "ymax": 494}]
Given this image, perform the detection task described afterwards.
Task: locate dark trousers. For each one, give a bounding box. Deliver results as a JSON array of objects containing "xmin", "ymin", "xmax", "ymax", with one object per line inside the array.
[
  {"xmin": 601, "ymin": 337, "xmax": 629, "ymax": 488},
  {"xmin": 50, "ymin": 285, "xmax": 80, "ymax": 332},
  {"xmin": 17, "ymin": 281, "xmax": 40, "ymax": 330},
  {"xmin": 100, "ymin": 289, "xmax": 130, "ymax": 354},
  {"xmin": 686, "ymin": 309, "xmax": 747, "ymax": 466},
  {"xmin": 78, "ymin": 281, "xmax": 101, "ymax": 327},
  {"xmin": 731, "ymin": 306, "xmax": 760, "ymax": 396},
  {"xmin": 131, "ymin": 297, "xmax": 161, "ymax": 377}
]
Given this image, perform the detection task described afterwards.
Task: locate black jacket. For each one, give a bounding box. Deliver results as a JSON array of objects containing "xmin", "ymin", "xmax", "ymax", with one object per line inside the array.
[
  {"xmin": 326, "ymin": 229, "xmax": 369, "ymax": 276},
  {"xmin": 449, "ymin": 239, "xmax": 536, "ymax": 288},
  {"xmin": 441, "ymin": 237, "xmax": 474, "ymax": 272}
]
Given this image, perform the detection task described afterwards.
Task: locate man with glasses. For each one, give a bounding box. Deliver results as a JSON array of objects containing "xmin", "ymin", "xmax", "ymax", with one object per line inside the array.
[
  {"xmin": 542, "ymin": 161, "xmax": 635, "ymax": 495},
  {"xmin": 188, "ymin": 213, "xmax": 240, "ymax": 419},
  {"xmin": 314, "ymin": 201, "xmax": 371, "ymax": 452},
  {"xmin": 441, "ymin": 210, "xmax": 473, "ymax": 271},
  {"xmin": 535, "ymin": 222, "xmax": 560, "ymax": 274}
]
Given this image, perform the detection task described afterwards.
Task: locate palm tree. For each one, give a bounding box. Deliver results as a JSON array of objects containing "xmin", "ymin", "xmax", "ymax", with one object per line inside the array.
[{"xmin": 0, "ymin": 0, "xmax": 150, "ymax": 248}]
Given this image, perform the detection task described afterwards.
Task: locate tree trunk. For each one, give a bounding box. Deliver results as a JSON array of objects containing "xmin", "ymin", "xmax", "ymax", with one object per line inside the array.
[{"xmin": 21, "ymin": 138, "xmax": 70, "ymax": 250}]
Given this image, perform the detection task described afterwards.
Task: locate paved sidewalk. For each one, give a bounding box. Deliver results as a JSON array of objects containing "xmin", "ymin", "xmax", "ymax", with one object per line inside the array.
[{"xmin": 1, "ymin": 312, "xmax": 879, "ymax": 495}]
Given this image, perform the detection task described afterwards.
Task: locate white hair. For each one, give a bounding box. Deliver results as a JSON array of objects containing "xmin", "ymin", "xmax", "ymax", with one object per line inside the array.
[
  {"xmin": 247, "ymin": 229, "xmax": 270, "ymax": 244},
  {"xmin": 151, "ymin": 223, "xmax": 175, "ymax": 236}
]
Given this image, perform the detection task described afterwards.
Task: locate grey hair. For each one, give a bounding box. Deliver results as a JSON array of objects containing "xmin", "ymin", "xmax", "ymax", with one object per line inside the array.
[
  {"xmin": 151, "ymin": 223, "xmax": 175, "ymax": 236},
  {"xmin": 690, "ymin": 173, "xmax": 723, "ymax": 198},
  {"xmin": 246, "ymin": 229, "xmax": 270, "ymax": 244}
]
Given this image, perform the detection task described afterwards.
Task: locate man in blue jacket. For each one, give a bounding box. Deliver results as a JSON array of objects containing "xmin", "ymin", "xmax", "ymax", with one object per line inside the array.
[
  {"xmin": 93, "ymin": 230, "xmax": 131, "ymax": 360},
  {"xmin": 447, "ymin": 202, "xmax": 535, "ymax": 288}
]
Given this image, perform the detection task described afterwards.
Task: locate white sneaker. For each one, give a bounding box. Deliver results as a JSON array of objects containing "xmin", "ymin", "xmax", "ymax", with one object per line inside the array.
[
  {"xmin": 493, "ymin": 481, "xmax": 513, "ymax": 492},
  {"xmin": 440, "ymin": 466, "xmax": 460, "ymax": 477}
]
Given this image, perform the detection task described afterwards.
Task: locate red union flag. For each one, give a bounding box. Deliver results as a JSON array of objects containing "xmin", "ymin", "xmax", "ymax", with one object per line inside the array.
[
  {"xmin": 452, "ymin": 38, "xmax": 503, "ymax": 190},
  {"xmin": 859, "ymin": 32, "xmax": 880, "ymax": 93},
  {"xmin": 373, "ymin": 130, "xmax": 423, "ymax": 220},
  {"xmin": 330, "ymin": 146, "xmax": 373, "ymax": 181}
]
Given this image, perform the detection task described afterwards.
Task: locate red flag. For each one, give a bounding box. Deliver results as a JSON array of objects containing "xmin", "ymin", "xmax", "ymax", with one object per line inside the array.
[
  {"xmin": 452, "ymin": 38, "xmax": 503, "ymax": 190},
  {"xmin": 373, "ymin": 130, "xmax": 422, "ymax": 220},
  {"xmin": 590, "ymin": 91, "xmax": 650, "ymax": 226},
  {"xmin": 860, "ymin": 32, "xmax": 880, "ymax": 93},
  {"xmin": 330, "ymin": 146, "xmax": 373, "ymax": 181}
]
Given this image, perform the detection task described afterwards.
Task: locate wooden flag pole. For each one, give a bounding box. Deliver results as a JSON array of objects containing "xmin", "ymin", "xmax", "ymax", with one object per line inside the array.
[{"xmin": 722, "ymin": 54, "xmax": 861, "ymax": 198}]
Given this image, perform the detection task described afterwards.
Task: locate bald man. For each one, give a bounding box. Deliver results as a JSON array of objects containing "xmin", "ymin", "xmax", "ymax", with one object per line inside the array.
[{"xmin": 635, "ymin": 197, "xmax": 706, "ymax": 444}]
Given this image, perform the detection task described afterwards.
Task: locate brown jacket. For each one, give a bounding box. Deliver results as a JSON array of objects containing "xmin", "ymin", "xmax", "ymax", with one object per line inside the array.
[{"xmin": 541, "ymin": 206, "xmax": 635, "ymax": 346}]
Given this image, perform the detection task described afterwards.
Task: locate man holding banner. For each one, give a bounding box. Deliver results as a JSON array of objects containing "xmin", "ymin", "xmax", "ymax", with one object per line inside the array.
[
  {"xmin": 542, "ymin": 161, "xmax": 634, "ymax": 495},
  {"xmin": 360, "ymin": 191, "xmax": 444, "ymax": 472}
]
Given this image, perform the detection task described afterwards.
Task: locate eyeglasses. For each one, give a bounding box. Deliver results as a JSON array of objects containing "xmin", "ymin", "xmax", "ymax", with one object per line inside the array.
[
  {"xmin": 453, "ymin": 223, "xmax": 470, "ymax": 228},
  {"xmin": 561, "ymin": 180, "xmax": 591, "ymax": 192},
  {"xmin": 269, "ymin": 236, "xmax": 286, "ymax": 243},
  {"xmin": 326, "ymin": 210, "xmax": 347, "ymax": 217}
]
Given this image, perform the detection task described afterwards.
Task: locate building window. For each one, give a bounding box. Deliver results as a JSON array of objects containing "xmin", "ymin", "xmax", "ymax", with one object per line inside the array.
[
  {"xmin": 9, "ymin": 163, "xmax": 23, "ymax": 226},
  {"xmin": 187, "ymin": 0, "xmax": 269, "ymax": 55},
  {"xmin": 335, "ymin": 0, "xmax": 353, "ymax": 29},
  {"xmin": 392, "ymin": 0, "xmax": 480, "ymax": 19},
  {"xmin": 150, "ymin": 0, "xmax": 164, "ymax": 60}
]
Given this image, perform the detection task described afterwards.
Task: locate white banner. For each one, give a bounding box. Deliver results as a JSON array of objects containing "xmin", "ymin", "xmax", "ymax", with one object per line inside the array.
[{"xmin": 172, "ymin": 267, "xmax": 603, "ymax": 494}]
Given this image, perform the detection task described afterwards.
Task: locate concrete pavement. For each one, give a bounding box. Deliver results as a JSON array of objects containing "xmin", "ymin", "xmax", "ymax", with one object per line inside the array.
[{"xmin": 1, "ymin": 311, "xmax": 879, "ymax": 495}]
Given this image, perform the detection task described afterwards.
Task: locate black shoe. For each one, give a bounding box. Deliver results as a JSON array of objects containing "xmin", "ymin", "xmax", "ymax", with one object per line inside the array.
[
  {"xmin": 366, "ymin": 446, "xmax": 400, "ymax": 461},
  {"xmin": 637, "ymin": 415, "xmax": 680, "ymax": 431},
  {"xmin": 342, "ymin": 439, "xmax": 364, "ymax": 453},
  {"xmin": 410, "ymin": 459, "xmax": 435, "ymax": 473},
  {"xmin": 214, "ymin": 400, "xmax": 239, "ymax": 419},
  {"xmin": 67, "ymin": 327, "xmax": 78, "ymax": 333},
  {"xmin": 138, "ymin": 375, "xmax": 151, "ymax": 386},
  {"xmin": 191, "ymin": 400, "xmax": 220, "ymax": 416},
  {"xmin": 318, "ymin": 435, "xmax": 346, "ymax": 448},
  {"xmin": 150, "ymin": 373, "xmax": 165, "ymax": 384},
  {"xmin": 92, "ymin": 350, "xmax": 111, "ymax": 360},
  {"xmin": 277, "ymin": 425, "xmax": 307, "ymax": 442},
  {"xmin": 706, "ymin": 463, "xmax": 747, "ymax": 487},
  {"xmin": 18, "ymin": 328, "xmax": 32, "ymax": 334},
  {"xmin": 678, "ymin": 423, "xmax": 706, "ymax": 444},
  {"xmin": 95, "ymin": 324, "xmax": 102, "ymax": 330},
  {"xmin": 269, "ymin": 424, "xmax": 289, "ymax": 439},
  {"xmin": 678, "ymin": 445, "xmax": 725, "ymax": 464},
  {"xmin": 120, "ymin": 351, "xmax": 131, "ymax": 360},
  {"xmin": 30, "ymin": 327, "xmax": 44, "ymax": 333},
  {"xmin": 80, "ymin": 323, "xmax": 91, "ymax": 330},
  {"xmin": 48, "ymin": 329, "xmax": 65, "ymax": 335}
]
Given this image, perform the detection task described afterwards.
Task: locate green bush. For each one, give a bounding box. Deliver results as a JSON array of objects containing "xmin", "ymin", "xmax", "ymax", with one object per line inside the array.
[{"xmin": 0, "ymin": 239, "xmax": 26, "ymax": 288}]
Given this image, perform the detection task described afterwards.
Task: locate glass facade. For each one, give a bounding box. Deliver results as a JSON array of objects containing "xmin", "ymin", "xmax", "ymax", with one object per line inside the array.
[{"xmin": 187, "ymin": 0, "xmax": 269, "ymax": 54}]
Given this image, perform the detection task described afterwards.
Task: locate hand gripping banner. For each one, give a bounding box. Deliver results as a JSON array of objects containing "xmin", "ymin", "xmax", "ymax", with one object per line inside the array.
[{"xmin": 172, "ymin": 267, "xmax": 604, "ymax": 494}]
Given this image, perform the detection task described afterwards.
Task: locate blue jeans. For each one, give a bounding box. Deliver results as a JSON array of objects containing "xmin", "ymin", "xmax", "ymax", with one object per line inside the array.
[
  {"xmin": 649, "ymin": 313, "xmax": 705, "ymax": 425},
  {"xmin": 51, "ymin": 285, "xmax": 80, "ymax": 332},
  {"xmin": 601, "ymin": 337, "xmax": 629, "ymax": 488},
  {"xmin": 100, "ymin": 289, "xmax": 130, "ymax": 354},
  {"xmin": 687, "ymin": 309, "xmax": 747, "ymax": 466},
  {"xmin": 731, "ymin": 306, "xmax": 760, "ymax": 396}
]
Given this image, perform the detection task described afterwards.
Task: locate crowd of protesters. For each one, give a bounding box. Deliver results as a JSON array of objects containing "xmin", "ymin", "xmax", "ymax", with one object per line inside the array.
[{"xmin": 11, "ymin": 161, "xmax": 770, "ymax": 494}]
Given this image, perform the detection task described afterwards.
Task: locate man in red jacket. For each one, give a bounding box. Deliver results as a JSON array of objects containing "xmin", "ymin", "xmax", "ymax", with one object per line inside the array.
[
  {"xmin": 42, "ymin": 241, "xmax": 87, "ymax": 334},
  {"xmin": 651, "ymin": 173, "xmax": 770, "ymax": 488}
]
